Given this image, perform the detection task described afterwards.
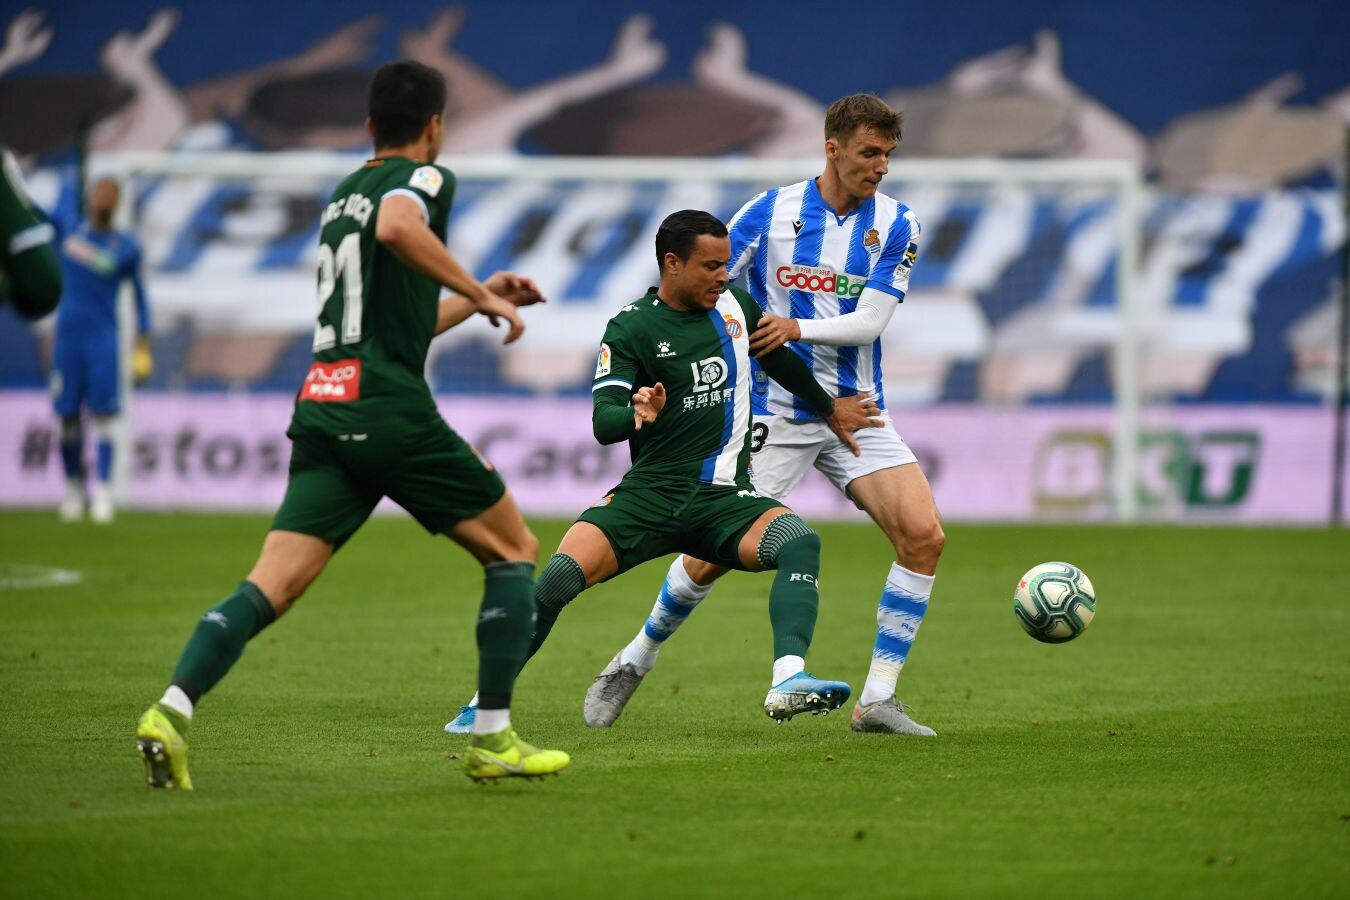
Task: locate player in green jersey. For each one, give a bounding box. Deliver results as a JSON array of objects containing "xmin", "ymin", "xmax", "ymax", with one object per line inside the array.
[
  {"xmin": 0, "ymin": 147, "xmax": 61, "ymax": 319},
  {"xmin": 446, "ymin": 210, "xmax": 881, "ymax": 732},
  {"xmin": 136, "ymin": 61, "xmax": 568, "ymax": 789}
]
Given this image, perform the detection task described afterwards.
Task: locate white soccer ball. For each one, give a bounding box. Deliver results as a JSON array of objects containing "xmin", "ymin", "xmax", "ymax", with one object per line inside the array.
[{"xmin": 1013, "ymin": 562, "xmax": 1096, "ymax": 644}]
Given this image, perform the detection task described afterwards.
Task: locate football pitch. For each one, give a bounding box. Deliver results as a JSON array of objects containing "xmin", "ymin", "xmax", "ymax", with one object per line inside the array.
[{"xmin": 1, "ymin": 511, "xmax": 1346, "ymax": 899}]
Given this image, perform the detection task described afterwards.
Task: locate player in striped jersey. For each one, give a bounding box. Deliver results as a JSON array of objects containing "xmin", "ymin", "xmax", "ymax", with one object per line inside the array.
[{"xmin": 586, "ymin": 94, "xmax": 946, "ymax": 736}]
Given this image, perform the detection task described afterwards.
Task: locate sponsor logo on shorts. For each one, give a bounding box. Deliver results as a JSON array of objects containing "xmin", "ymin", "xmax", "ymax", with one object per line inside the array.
[
  {"xmin": 723, "ymin": 314, "xmax": 743, "ymax": 339},
  {"xmin": 300, "ymin": 358, "xmax": 361, "ymax": 402},
  {"xmin": 737, "ymin": 489, "xmax": 762, "ymax": 498}
]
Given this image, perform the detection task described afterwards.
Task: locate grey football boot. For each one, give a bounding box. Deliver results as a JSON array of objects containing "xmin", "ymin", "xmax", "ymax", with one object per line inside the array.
[
  {"xmin": 850, "ymin": 697, "xmax": 937, "ymax": 736},
  {"xmin": 583, "ymin": 652, "xmax": 647, "ymax": 727}
]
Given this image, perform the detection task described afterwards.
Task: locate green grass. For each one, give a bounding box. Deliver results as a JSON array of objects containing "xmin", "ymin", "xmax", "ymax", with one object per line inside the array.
[{"xmin": 1, "ymin": 511, "xmax": 1346, "ymax": 899}]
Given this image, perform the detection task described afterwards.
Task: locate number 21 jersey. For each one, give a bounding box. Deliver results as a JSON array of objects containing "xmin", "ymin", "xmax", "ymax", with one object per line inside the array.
[{"xmin": 289, "ymin": 156, "xmax": 455, "ymax": 435}]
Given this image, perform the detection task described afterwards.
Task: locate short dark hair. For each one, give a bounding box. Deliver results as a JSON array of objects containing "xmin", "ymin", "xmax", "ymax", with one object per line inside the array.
[
  {"xmin": 368, "ymin": 61, "xmax": 447, "ymax": 149},
  {"xmin": 824, "ymin": 93, "xmax": 902, "ymax": 143},
  {"xmin": 655, "ymin": 209, "xmax": 728, "ymax": 271}
]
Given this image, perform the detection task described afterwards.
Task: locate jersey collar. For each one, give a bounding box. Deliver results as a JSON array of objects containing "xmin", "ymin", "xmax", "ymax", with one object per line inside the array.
[{"xmin": 807, "ymin": 177, "xmax": 871, "ymax": 227}]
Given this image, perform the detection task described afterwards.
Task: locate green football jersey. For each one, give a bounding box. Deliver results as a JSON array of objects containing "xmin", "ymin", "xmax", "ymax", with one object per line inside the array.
[
  {"xmin": 288, "ymin": 157, "xmax": 456, "ymax": 435},
  {"xmin": 592, "ymin": 286, "xmax": 766, "ymax": 488}
]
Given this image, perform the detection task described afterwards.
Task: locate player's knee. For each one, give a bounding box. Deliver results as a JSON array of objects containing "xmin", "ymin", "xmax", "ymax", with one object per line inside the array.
[
  {"xmin": 897, "ymin": 520, "xmax": 944, "ymax": 568},
  {"xmin": 535, "ymin": 552, "xmax": 586, "ymax": 616},
  {"xmin": 512, "ymin": 529, "xmax": 540, "ymax": 564},
  {"xmin": 681, "ymin": 555, "xmax": 724, "ymax": 587},
  {"xmin": 757, "ymin": 513, "xmax": 819, "ymax": 570}
]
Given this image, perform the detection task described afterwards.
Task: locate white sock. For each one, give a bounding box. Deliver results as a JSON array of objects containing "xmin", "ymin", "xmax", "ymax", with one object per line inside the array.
[
  {"xmin": 860, "ymin": 563, "xmax": 935, "ymax": 706},
  {"xmin": 618, "ymin": 557, "xmax": 714, "ymax": 674},
  {"xmin": 472, "ymin": 707, "xmax": 510, "ymax": 735},
  {"xmin": 465, "ymin": 691, "xmax": 479, "ymax": 709},
  {"xmin": 159, "ymin": 685, "xmax": 194, "ymax": 720},
  {"xmin": 772, "ymin": 655, "xmax": 805, "ymax": 686}
]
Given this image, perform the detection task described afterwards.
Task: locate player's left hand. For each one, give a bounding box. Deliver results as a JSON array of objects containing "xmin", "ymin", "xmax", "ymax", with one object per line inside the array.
[
  {"xmin": 825, "ymin": 394, "xmax": 881, "ymax": 457},
  {"xmin": 484, "ymin": 271, "xmax": 547, "ymax": 308},
  {"xmin": 132, "ymin": 335, "xmax": 154, "ymax": 383},
  {"xmin": 749, "ymin": 314, "xmax": 801, "ymax": 357},
  {"xmin": 632, "ymin": 382, "xmax": 666, "ymax": 430}
]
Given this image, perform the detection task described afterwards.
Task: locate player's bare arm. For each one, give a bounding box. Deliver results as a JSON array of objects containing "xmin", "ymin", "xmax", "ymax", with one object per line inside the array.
[
  {"xmin": 376, "ymin": 193, "xmax": 525, "ymax": 343},
  {"xmin": 435, "ymin": 271, "xmax": 546, "ymax": 336},
  {"xmin": 632, "ymin": 382, "xmax": 665, "ymax": 430}
]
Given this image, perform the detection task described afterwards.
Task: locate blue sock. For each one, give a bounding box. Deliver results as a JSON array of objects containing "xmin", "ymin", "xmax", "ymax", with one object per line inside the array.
[
  {"xmin": 620, "ymin": 557, "xmax": 713, "ymax": 671},
  {"xmin": 860, "ymin": 563, "xmax": 934, "ymax": 706}
]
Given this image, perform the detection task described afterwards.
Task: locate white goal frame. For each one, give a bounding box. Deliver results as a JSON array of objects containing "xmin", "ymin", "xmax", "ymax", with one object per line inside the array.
[{"xmin": 100, "ymin": 151, "xmax": 1144, "ymax": 522}]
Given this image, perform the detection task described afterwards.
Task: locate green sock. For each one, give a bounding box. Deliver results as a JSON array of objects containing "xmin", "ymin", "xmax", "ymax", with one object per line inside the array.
[
  {"xmin": 475, "ymin": 561, "xmax": 536, "ymax": 709},
  {"xmin": 524, "ymin": 554, "xmax": 587, "ymax": 660},
  {"xmin": 768, "ymin": 534, "xmax": 822, "ymax": 659},
  {"xmin": 170, "ymin": 581, "xmax": 276, "ymax": 703}
]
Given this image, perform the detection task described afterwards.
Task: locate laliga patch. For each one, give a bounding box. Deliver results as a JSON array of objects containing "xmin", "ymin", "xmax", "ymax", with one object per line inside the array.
[
  {"xmin": 300, "ymin": 358, "xmax": 361, "ymax": 402},
  {"xmin": 594, "ymin": 342, "xmax": 612, "ymax": 378},
  {"xmin": 409, "ymin": 165, "xmax": 443, "ymax": 197},
  {"xmin": 591, "ymin": 493, "xmax": 614, "ymax": 508}
]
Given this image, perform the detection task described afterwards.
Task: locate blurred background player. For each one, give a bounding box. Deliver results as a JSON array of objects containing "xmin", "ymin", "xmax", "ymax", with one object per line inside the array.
[
  {"xmin": 587, "ymin": 94, "xmax": 946, "ymax": 736},
  {"xmin": 135, "ymin": 60, "xmax": 568, "ymax": 789},
  {"xmin": 49, "ymin": 174, "xmax": 153, "ymax": 524},
  {"xmin": 447, "ymin": 210, "xmax": 879, "ymax": 733},
  {"xmin": 0, "ymin": 146, "xmax": 61, "ymax": 319}
]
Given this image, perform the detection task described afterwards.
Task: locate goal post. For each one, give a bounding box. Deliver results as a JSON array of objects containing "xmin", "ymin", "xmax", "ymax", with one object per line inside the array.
[{"xmin": 98, "ymin": 150, "xmax": 1145, "ymax": 522}]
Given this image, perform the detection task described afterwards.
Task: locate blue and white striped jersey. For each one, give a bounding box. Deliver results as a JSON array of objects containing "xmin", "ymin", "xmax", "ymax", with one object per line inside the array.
[{"xmin": 727, "ymin": 178, "xmax": 920, "ymax": 420}]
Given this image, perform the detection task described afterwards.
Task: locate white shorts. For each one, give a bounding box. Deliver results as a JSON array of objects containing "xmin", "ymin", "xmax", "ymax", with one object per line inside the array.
[{"xmin": 747, "ymin": 412, "xmax": 918, "ymax": 506}]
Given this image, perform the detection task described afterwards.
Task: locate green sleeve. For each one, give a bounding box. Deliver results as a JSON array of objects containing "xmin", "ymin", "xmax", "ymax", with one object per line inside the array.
[
  {"xmin": 0, "ymin": 158, "xmax": 61, "ymax": 319},
  {"xmin": 732, "ymin": 286, "xmax": 833, "ymax": 416},
  {"xmin": 592, "ymin": 385, "xmax": 637, "ymax": 445},
  {"xmin": 757, "ymin": 346, "xmax": 835, "ymax": 417}
]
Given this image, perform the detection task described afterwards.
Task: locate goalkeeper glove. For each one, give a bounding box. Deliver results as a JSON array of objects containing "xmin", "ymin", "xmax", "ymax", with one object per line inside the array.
[{"xmin": 132, "ymin": 335, "xmax": 154, "ymax": 383}]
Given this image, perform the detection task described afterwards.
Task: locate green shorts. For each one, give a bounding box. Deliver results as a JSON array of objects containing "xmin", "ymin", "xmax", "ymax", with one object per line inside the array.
[
  {"xmin": 576, "ymin": 480, "xmax": 787, "ymax": 576},
  {"xmin": 272, "ymin": 418, "xmax": 505, "ymax": 549}
]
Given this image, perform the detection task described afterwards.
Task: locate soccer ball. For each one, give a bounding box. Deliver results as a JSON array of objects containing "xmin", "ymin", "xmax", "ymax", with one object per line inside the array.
[{"xmin": 1013, "ymin": 562, "xmax": 1096, "ymax": 644}]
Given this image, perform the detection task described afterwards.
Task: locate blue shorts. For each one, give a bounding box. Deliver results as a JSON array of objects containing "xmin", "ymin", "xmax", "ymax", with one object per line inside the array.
[{"xmin": 51, "ymin": 329, "xmax": 120, "ymax": 418}]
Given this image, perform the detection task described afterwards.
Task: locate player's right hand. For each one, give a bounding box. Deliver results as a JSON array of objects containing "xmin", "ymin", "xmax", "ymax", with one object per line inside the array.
[
  {"xmin": 632, "ymin": 382, "xmax": 666, "ymax": 430},
  {"xmin": 478, "ymin": 290, "xmax": 526, "ymax": 344},
  {"xmin": 484, "ymin": 270, "xmax": 547, "ymax": 309}
]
